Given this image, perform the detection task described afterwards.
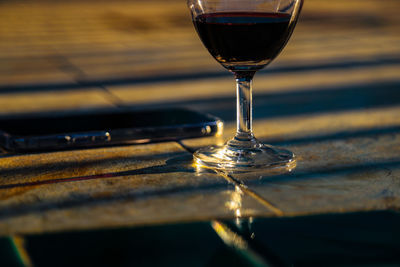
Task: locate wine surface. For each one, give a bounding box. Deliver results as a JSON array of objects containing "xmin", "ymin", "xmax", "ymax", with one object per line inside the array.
[{"xmin": 194, "ymin": 12, "xmax": 295, "ymax": 71}]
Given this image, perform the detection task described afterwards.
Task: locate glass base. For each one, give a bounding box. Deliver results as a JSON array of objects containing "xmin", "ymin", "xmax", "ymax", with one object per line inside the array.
[{"xmin": 193, "ymin": 135, "xmax": 296, "ymax": 173}]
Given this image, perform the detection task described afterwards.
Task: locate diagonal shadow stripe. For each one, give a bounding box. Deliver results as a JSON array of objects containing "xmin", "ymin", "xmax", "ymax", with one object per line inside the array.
[
  {"xmin": 177, "ymin": 80, "xmax": 400, "ymax": 122},
  {"xmin": 0, "ymin": 154, "xmax": 199, "ymax": 190},
  {"xmin": 264, "ymin": 125, "xmax": 400, "ymax": 146},
  {"xmin": 0, "ymin": 151, "xmax": 185, "ymax": 176},
  {"xmin": 0, "ymin": 56, "xmax": 399, "ymax": 94},
  {"xmin": 245, "ymin": 160, "xmax": 400, "ymax": 185},
  {"xmin": 0, "ymin": 181, "xmax": 232, "ymax": 220}
]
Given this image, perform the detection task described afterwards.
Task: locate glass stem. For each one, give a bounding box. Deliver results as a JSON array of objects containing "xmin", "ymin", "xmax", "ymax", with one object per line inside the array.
[{"xmin": 235, "ymin": 72, "xmax": 255, "ymax": 141}]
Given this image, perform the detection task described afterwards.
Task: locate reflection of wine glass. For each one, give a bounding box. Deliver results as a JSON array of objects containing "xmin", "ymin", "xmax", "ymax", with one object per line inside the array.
[{"xmin": 188, "ymin": 0, "xmax": 303, "ymax": 172}]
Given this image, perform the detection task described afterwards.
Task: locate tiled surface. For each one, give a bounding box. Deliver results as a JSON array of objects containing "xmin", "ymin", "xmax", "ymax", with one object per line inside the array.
[
  {"xmin": 0, "ymin": 142, "xmax": 272, "ymax": 235},
  {"xmin": 241, "ymin": 132, "xmax": 400, "ymax": 215},
  {"xmin": 0, "ymin": 185, "xmax": 271, "ymax": 235},
  {"xmin": 0, "ymin": 0, "xmax": 399, "ymax": 236}
]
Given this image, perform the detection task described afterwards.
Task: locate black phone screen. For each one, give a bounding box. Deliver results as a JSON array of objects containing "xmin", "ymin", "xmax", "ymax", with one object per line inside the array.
[{"xmin": 0, "ymin": 108, "xmax": 217, "ymax": 137}]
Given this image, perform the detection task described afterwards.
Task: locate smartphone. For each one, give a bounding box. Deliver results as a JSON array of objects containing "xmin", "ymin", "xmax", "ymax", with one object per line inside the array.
[{"xmin": 0, "ymin": 108, "xmax": 223, "ymax": 152}]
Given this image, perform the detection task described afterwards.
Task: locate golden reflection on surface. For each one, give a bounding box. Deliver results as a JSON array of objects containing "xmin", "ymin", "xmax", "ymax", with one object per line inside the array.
[
  {"xmin": 211, "ymin": 220, "xmax": 263, "ymax": 265},
  {"xmin": 211, "ymin": 221, "xmax": 248, "ymax": 250},
  {"xmin": 226, "ymin": 185, "xmax": 243, "ymax": 219},
  {"xmin": 194, "ymin": 162, "xmax": 203, "ymax": 175},
  {"xmin": 226, "ymin": 186, "xmax": 257, "ymax": 240},
  {"xmin": 216, "ymin": 120, "xmax": 224, "ymax": 138}
]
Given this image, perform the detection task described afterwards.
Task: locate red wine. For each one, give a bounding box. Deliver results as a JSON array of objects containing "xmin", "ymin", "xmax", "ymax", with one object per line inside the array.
[{"xmin": 194, "ymin": 12, "xmax": 295, "ymax": 71}]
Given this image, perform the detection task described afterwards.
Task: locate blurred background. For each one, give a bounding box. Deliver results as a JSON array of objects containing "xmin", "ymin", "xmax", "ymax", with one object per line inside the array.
[{"xmin": 0, "ymin": 0, "xmax": 399, "ymax": 119}]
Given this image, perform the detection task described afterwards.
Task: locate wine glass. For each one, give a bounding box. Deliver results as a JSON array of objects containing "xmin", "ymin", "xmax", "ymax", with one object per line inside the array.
[{"xmin": 188, "ymin": 0, "xmax": 303, "ymax": 172}]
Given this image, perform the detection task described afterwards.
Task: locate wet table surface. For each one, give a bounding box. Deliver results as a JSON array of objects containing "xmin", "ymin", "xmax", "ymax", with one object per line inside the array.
[{"xmin": 0, "ymin": 0, "xmax": 400, "ymax": 238}]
